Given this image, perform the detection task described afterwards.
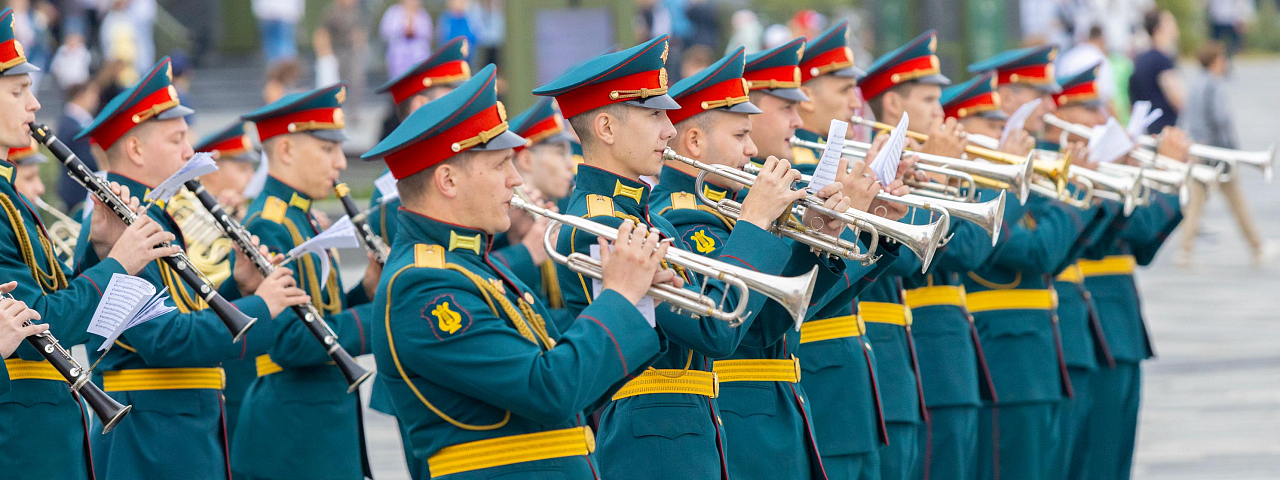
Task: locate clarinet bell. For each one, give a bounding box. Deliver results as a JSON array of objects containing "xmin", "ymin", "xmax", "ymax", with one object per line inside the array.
[
  {"xmin": 77, "ymin": 382, "xmax": 132, "ymax": 434},
  {"xmin": 335, "ymin": 351, "xmax": 373, "ymax": 394}
]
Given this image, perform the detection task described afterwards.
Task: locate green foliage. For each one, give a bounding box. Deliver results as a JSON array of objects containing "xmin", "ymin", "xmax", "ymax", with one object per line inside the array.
[
  {"xmin": 1156, "ymin": 0, "xmax": 1206, "ymax": 55},
  {"xmin": 1246, "ymin": 0, "xmax": 1280, "ymax": 53}
]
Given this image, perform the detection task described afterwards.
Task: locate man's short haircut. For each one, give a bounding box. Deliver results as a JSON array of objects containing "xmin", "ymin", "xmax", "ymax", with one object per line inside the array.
[
  {"xmin": 397, "ymin": 150, "xmax": 474, "ymax": 205},
  {"xmin": 566, "ymin": 103, "xmax": 631, "ymax": 150},
  {"xmin": 1198, "ymin": 41, "xmax": 1226, "ymax": 69},
  {"xmin": 395, "ymin": 94, "xmax": 426, "ymax": 121},
  {"xmin": 103, "ymin": 120, "xmax": 160, "ymax": 164},
  {"xmin": 866, "ymin": 80, "xmax": 921, "ymax": 120},
  {"xmin": 673, "ymin": 109, "xmax": 721, "ymax": 141},
  {"xmin": 1088, "ymin": 25, "xmax": 1104, "ymax": 42}
]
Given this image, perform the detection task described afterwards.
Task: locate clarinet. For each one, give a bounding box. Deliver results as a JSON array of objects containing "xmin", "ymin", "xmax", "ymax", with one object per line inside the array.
[
  {"xmin": 29, "ymin": 124, "xmax": 257, "ymax": 343},
  {"xmin": 334, "ymin": 182, "xmax": 389, "ymax": 265},
  {"xmin": 1, "ymin": 292, "xmax": 132, "ymax": 433},
  {"xmin": 183, "ymin": 180, "xmax": 372, "ymax": 392}
]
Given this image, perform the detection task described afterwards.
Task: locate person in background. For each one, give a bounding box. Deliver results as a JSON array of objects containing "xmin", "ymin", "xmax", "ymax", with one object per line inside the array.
[
  {"xmin": 50, "ymin": 32, "xmax": 91, "ymax": 91},
  {"xmin": 1176, "ymin": 42, "xmax": 1278, "ymax": 267},
  {"xmin": 252, "ymin": 0, "xmax": 303, "ymax": 66},
  {"xmin": 379, "ymin": 0, "xmax": 433, "ymax": 80},
  {"xmin": 473, "ymin": 0, "xmax": 504, "ymax": 66},
  {"xmin": 678, "ymin": 43, "xmax": 714, "ymax": 80},
  {"xmin": 1058, "ymin": 25, "xmax": 1119, "ymax": 118},
  {"xmin": 10, "ymin": 141, "xmax": 48, "ymax": 201},
  {"xmin": 100, "ymin": 0, "xmax": 156, "ymax": 79},
  {"xmin": 1208, "ymin": 0, "xmax": 1253, "ymax": 57},
  {"xmin": 1129, "ymin": 9, "xmax": 1183, "ymax": 134},
  {"xmin": 315, "ymin": 0, "xmax": 369, "ymax": 116},
  {"xmin": 436, "ymin": 0, "xmax": 477, "ymax": 56},
  {"xmin": 170, "ymin": 52, "xmax": 196, "ymax": 125},
  {"xmin": 55, "ymin": 81, "xmax": 99, "ymax": 210}
]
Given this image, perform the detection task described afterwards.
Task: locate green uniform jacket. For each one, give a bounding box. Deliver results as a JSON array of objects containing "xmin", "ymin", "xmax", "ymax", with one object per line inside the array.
[
  {"xmin": 0, "ymin": 160, "xmax": 128, "ymax": 480},
  {"xmin": 219, "ymin": 176, "xmax": 375, "ymax": 480},
  {"xmin": 372, "ymin": 208, "xmax": 661, "ymax": 479},
  {"xmin": 75, "ymin": 173, "xmax": 278, "ymax": 480},
  {"xmin": 902, "ymin": 188, "xmax": 1007, "ymax": 408},
  {"xmin": 963, "ymin": 190, "xmax": 1110, "ymax": 404},
  {"xmin": 557, "ymin": 165, "xmax": 789, "ymax": 480},
  {"xmin": 1083, "ymin": 191, "xmax": 1182, "ymax": 363},
  {"xmin": 1054, "ymin": 199, "xmax": 1123, "ymax": 371},
  {"xmin": 368, "ymin": 170, "xmax": 402, "ymax": 417}
]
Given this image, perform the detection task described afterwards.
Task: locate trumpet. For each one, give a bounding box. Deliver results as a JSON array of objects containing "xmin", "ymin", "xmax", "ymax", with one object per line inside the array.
[
  {"xmin": 511, "ymin": 188, "xmax": 818, "ymax": 326},
  {"xmin": 790, "ymin": 137, "xmax": 1035, "ymax": 204},
  {"xmin": 711, "ymin": 155, "xmax": 949, "ymax": 271},
  {"xmin": 32, "ymin": 197, "xmax": 79, "ymax": 268},
  {"xmin": 660, "ymin": 150, "xmax": 877, "ymax": 263},
  {"xmin": 1033, "ymin": 149, "xmax": 1147, "ymax": 215},
  {"xmin": 849, "ymin": 115, "xmax": 1041, "ymax": 168},
  {"xmin": 2, "ymin": 291, "xmax": 132, "ymax": 433},
  {"xmin": 1041, "ymin": 114, "xmax": 1225, "ymax": 184}
]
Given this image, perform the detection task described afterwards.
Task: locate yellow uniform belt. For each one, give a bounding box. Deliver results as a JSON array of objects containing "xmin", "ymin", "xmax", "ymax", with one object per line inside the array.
[
  {"xmin": 1055, "ymin": 264, "xmax": 1084, "ymax": 283},
  {"xmin": 965, "ymin": 289, "xmax": 1056, "ymax": 313},
  {"xmin": 713, "ymin": 356, "xmax": 801, "ymax": 383},
  {"xmin": 256, "ymin": 355, "xmax": 283, "ymax": 377},
  {"xmin": 859, "ymin": 301, "xmax": 911, "ymax": 326},
  {"xmin": 102, "ymin": 367, "xmax": 226, "ymax": 392},
  {"xmin": 4, "ymin": 359, "xmax": 63, "ymax": 382},
  {"xmin": 612, "ymin": 369, "xmax": 718, "ymax": 400},
  {"xmin": 428, "ymin": 426, "xmax": 595, "ymax": 478},
  {"xmin": 903, "ymin": 286, "xmax": 966, "ymax": 309},
  {"xmin": 1077, "ymin": 255, "xmax": 1136, "ymax": 277},
  {"xmin": 799, "ymin": 315, "xmax": 864, "ymax": 344}
]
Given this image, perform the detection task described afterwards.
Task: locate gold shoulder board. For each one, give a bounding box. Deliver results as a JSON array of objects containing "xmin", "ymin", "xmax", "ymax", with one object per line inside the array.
[
  {"xmin": 585, "ymin": 194, "xmax": 615, "ymax": 218},
  {"xmin": 262, "ymin": 197, "xmax": 288, "ymax": 224},
  {"xmin": 414, "ymin": 244, "xmax": 445, "ymax": 269}
]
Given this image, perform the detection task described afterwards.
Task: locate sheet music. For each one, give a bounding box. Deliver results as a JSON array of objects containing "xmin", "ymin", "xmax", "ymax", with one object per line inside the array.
[
  {"xmin": 374, "ymin": 170, "xmax": 400, "ymax": 203},
  {"xmin": 1000, "ymin": 98, "xmax": 1041, "ymax": 147},
  {"xmin": 807, "ymin": 119, "xmax": 850, "ymax": 194},
  {"xmin": 868, "ymin": 114, "xmax": 909, "ymax": 186},
  {"xmin": 1089, "ymin": 118, "xmax": 1136, "ymax": 164},
  {"xmin": 88, "ymin": 274, "xmax": 174, "ymax": 350},
  {"xmin": 147, "ymin": 152, "xmax": 218, "ymax": 202},
  {"xmin": 286, "ymin": 215, "xmax": 360, "ymax": 283},
  {"xmin": 590, "ymin": 244, "xmax": 656, "ymax": 327}
]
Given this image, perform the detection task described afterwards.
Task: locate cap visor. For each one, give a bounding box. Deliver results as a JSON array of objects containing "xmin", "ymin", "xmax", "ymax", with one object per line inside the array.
[
  {"xmin": 724, "ymin": 101, "xmax": 763, "ymax": 115},
  {"xmin": 761, "ymin": 88, "xmax": 810, "ymax": 103},
  {"xmin": 308, "ymin": 129, "xmax": 349, "ymax": 143},
  {"xmin": 223, "ymin": 152, "xmax": 260, "ymax": 163},
  {"xmin": 157, "ymin": 105, "xmax": 195, "ymax": 120},
  {"xmin": 1036, "ymin": 82, "xmax": 1063, "ymax": 94},
  {"xmin": 3, "ymin": 63, "xmax": 39, "ymax": 76},
  {"xmin": 15, "ymin": 154, "xmax": 47, "ymax": 166},
  {"xmin": 977, "ymin": 109, "xmax": 1009, "ymax": 121},
  {"xmin": 531, "ymin": 131, "xmax": 575, "ymax": 147},
  {"xmin": 829, "ymin": 66, "xmax": 866, "ymax": 79},
  {"xmin": 917, "ymin": 73, "xmax": 951, "ymax": 86},
  {"xmin": 472, "ymin": 130, "xmax": 528, "ymax": 151},
  {"xmin": 622, "ymin": 94, "xmax": 682, "ymax": 111}
]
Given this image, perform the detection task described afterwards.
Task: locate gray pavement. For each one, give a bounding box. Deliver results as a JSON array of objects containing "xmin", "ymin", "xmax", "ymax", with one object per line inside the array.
[{"xmin": 328, "ymin": 58, "xmax": 1280, "ymax": 480}]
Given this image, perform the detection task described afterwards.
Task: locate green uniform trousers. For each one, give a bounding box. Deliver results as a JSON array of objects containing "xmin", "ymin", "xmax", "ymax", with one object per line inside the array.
[
  {"xmin": 1086, "ymin": 362, "xmax": 1141, "ymax": 480},
  {"xmin": 920, "ymin": 405, "xmax": 979, "ymax": 480},
  {"xmin": 977, "ymin": 402, "xmax": 1059, "ymax": 480},
  {"xmin": 880, "ymin": 421, "xmax": 920, "ymax": 480},
  {"xmin": 826, "ymin": 451, "xmax": 881, "ymax": 480},
  {"xmin": 1054, "ymin": 367, "xmax": 1096, "ymax": 480}
]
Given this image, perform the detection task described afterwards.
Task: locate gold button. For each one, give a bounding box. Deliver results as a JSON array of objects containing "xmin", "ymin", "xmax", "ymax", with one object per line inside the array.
[{"xmin": 523, "ymin": 292, "xmax": 535, "ymax": 304}]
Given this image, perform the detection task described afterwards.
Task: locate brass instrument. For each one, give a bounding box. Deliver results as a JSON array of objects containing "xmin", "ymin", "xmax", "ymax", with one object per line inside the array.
[
  {"xmin": 167, "ymin": 190, "xmax": 234, "ymax": 286},
  {"xmin": 1041, "ymin": 114, "xmax": 1225, "ymax": 185},
  {"xmin": 1033, "ymin": 149, "xmax": 1148, "ymax": 215},
  {"xmin": 791, "ymin": 136, "xmax": 1035, "ymax": 205},
  {"xmin": 32, "ymin": 198, "xmax": 79, "ymax": 268},
  {"xmin": 511, "ymin": 188, "xmax": 819, "ymax": 326},
  {"xmin": 661, "ymin": 150, "xmax": 877, "ymax": 263},
  {"xmin": 1128, "ymin": 127, "xmax": 1275, "ymax": 182},
  {"xmin": 663, "ymin": 149, "xmax": 948, "ymax": 270},
  {"xmin": 2, "ymin": 291, "xmax": 132, "ymax": 433}
]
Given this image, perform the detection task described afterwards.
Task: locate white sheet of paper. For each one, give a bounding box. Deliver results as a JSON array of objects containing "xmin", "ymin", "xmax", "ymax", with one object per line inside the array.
[
  {"xmin": 242, "ymin": 151, "xmax": 271, "ymax": 198},
  {"xmin": 1088, "ymin": 118, "xmax": 1136, "ymax": 164},
  {"xmin": 1000, "ymin": 98, "xmax": 1041, "ymax": 148},
  {"xmin": 147, "ymin": 152, "xmax": 218, "ymax": 203},
  {"xmin": 88, "ymin": 274, "xmax": 174, "ymax": 350},
  {"xmin": 1126, "ymin": 101, "xmax": 1163, "ymax": 138},
  {"xmin": 590, "ymin": 244, "xmax": 656, "ymax": 328},
  {"xmin": 374, "ymin": 170, "xmax": 400, "ymax": 203},
  {"xmin": 286, "ymin": 215, "xmax": 360, "ymax": 283},
  {"xmin": 868, "ymin": 114, "xmax": 908, "ymax": 186},
  {"xmin": 807, "ymin": 119, "xmax": 850, "ymax": 194}
]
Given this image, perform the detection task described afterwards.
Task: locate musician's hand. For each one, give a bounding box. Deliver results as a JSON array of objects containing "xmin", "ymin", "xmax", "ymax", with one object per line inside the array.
[
  {"xmin": 254, "ymin": 267, "xmax": 310, "ymax": 318},
  {"xmin": 0, "ymin": 284, "xmax": 47, "ymax": 357},
  {"xmin": 1064, "ymin": 141, "xmax": 1096, "ymax": 170},
  {"xmin": 919, "ymin": 117, "xmax": 968, "ymax": 159},
  {"xmin": 520, "ymin": 203, "xmax": 555, "ymax": 264},
  {"xmin": 233, "ymin": 235, "xmax": 272, "ymax": 297},
  {"xmin": 802, "ymin": 189, "xmax": 852, "ymax": 239},
  {"xmin": 106, "ymin": 215, "xmax": 182, "ymax": 275},
  {"xmin": 600, "ymin": 220, "xmax": 666, "ymax": 305},
  {"xmin": 90, "ymin": 181, "xmax": 139, "ymax": 259},
  {"xmin": 651, "ymin": 267, "xmax": 684, "ymax": 290},
  {"xmin": 1000, "ymin": 128, "xmax": 1035, "ymax": 156},
  {"xmin": 738, "ymin": 156, "xmax": 806, "ymax": 230},
  {"xmin": 1157, "ymin": 126, "xmax": 1192, "ymax": 162},
  {"xmin": 895, "ymin": 154, "xmax": 927, "ymax": 190},
  {"xmin": 361, "ymin": 252, "xmax": 382, "ymax": 300},
  {"xmin": 838, "ymin": 157, "xmax": 881, "ymax": 212}
]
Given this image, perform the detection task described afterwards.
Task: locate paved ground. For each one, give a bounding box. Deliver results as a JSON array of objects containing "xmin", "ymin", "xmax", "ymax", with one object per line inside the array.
[{"xmin": 324, "ymin": 58, "xmax": 1280, "ymax": 480}]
